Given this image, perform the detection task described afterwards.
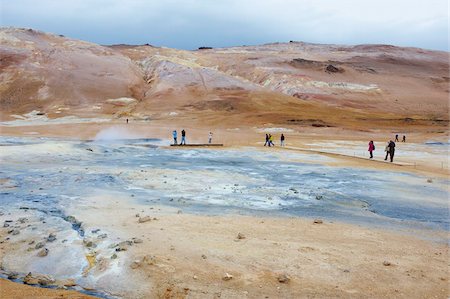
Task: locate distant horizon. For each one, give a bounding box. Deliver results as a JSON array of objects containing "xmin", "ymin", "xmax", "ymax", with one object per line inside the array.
[
  {"xmin": 1, "ymin": 0, "xmax": 448, "ymax": 51},
  {"xmin": 3, "ymin": 26, "xmax": 448, "ymax": 53}
]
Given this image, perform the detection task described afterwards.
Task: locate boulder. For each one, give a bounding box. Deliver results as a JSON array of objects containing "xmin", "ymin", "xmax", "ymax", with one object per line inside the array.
[
  {"xmin": 222, "ymin": 273, "xmax": 233, "ymax": 281},
  {"xmin": 37, "ymin": 248, "xmax": 49, "ymax": 257},
  {"xmin": 23, "ymin": 273, "xmax": 55, "ymax": 286},
  {"xmin": 326, "ymin": 64, "xmax": 343, "ymax": 73},
  {"xmin": 138, "ymin": 216, "xmax": 152, "ymax": 223},
  {"xmin": 277, "ymin": 273, "xmax": 290, "ymax": 283},
  {"xmin": 35, "ymin": 241, "xmax": 45, "ymax": 249},
  {"xmin": 313, "ymin": 219, "xmax": 323, "ymax": 224},
  {"xmin": 47, "ymin": 233, "xmax": 57, "ymax": 242}
]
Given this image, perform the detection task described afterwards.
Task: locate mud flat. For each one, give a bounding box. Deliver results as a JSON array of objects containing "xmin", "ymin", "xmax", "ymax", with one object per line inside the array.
[{"xmin": 0, "ymin": 137, "xmax": 448, "ymax": 298}]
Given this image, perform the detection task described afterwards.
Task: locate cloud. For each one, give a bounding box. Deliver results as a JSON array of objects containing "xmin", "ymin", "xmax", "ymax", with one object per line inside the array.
[{"xmin": 1, "ymin": 0, "xmax": 448, "ymax": 50}]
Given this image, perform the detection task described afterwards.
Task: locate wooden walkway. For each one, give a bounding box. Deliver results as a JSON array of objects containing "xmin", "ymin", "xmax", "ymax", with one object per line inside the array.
[{"xmin": 170, "ymin": 144, "xmax": 223, "ymax": 147}]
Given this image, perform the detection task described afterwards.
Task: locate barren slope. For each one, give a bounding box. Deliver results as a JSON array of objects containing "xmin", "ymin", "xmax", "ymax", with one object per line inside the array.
[{"xmin": 0, "ymin": 28, "xmax": 448, "ymax": 134}]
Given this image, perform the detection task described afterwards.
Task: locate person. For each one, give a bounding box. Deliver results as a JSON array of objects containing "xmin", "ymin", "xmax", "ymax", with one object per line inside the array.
[
  {"xmin": 384, "ymin": 141, "xmax": 390, "ymax": 161},
  {"xmin": 368, "ymin": 140, "xmax": 375, "ymax": 159},
  {"xmin": 208, "ymin": 132, "xmax": 213, "ymax": 144},
  {"xmin": 269, "ymin": 134, "xmax": 275, "ymax": 147},
  {"xmin": 126, "ymin": 118, "xmax": 129, "ymax": 124},
  {"xmin": 402, "ymin": 135, "xmax": 406, "ymax": 142},
  {"xmin": 280, "ymin": 134, "xmax": 285, "ymax": 147},
  {"xmin": 387, "ymin": 140, "xmax": 396, "ymax": 162},
  {"xmin": 180, "ymin": 129, "xmax": 186, "ymax": 145},
  {"xmin": 172, "ymin": 130, "xmax": 177, "ymax": 145},
  {"xmin": 395, "ymin": 134, "xmax": 399, "ymax": 142},
  {"xmin": 264, "ymin": 134, "xmax": 269, "ymax": 146}
]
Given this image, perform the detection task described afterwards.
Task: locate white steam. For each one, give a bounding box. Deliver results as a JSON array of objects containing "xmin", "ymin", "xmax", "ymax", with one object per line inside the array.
[{"xmin": 94, "ymin": 126, "xmax": 140, "ymax": 141}]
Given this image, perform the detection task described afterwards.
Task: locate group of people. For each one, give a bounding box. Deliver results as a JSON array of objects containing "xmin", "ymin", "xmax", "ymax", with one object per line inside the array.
[
  {"xmin": 172, "ymin": 129, "xmax": 187, "ymax": 145},
  {"xmin": 264, "ymin": 134, "xmax": 285, "ymax": 147},
  {"xmin": 172, "ymin": 130, "xmax": 214, "ymax": 145},
  {"xmin": 368, "ymin": 135, "xmax": 405, "ymax": 162},
  {"xmin": 395, "ymin": 134, "xmax": 406, "ymax": 142}
]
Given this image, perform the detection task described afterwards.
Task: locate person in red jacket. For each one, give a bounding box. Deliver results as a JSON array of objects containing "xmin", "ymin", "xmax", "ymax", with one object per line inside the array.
[{"xmin": 368, "ymin": 140, "xmax": 375, "ymax": 159}]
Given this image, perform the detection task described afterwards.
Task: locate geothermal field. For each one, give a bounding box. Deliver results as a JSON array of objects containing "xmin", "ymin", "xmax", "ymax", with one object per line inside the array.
[{"xmin": 0, "ymin": 28, "xmax": 449, "ymax": 298}]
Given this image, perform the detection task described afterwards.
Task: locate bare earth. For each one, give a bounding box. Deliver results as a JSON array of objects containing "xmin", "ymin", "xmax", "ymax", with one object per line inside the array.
[{"xmin": 0, "ymin": 28, "xmax": 449, "ymax": 298}]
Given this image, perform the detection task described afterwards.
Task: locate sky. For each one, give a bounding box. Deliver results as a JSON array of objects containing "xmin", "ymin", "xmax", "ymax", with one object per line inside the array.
[{"xmin": 1, "ymin": 0, "xmax": 448, "ymax": 51}]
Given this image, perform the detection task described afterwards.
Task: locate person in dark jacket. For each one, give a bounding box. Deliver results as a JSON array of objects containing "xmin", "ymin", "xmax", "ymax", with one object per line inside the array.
[
  {"xmin": 280, "ymin": 134, "xmax": 285, "ymax": 147},
  {"xmin": 402, "ymin": 135, "xmax": 406, "ymax": 142},
  {"xmin": 395, "ymin": 134, "xmax": 399, "ymax": 142},
  {"xmin": 180, "ymin": 129, "xmax": 186, "ymax": 145},
  {"xmin": 264, "ymin": 134, "xmax": 269, "ymax": 146},
  {"xmin": 387, "ymin": 140, "xmax": 396, "ymax": 162},
  {"xmin": 368, "ymin": 140, "xmax": 375, "ymax": 159}
]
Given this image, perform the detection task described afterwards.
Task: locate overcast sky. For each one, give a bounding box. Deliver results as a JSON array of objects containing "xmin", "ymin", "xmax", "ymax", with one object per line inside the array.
[{"xmin": 1, "ymin": 0, "xmax": 448, "ymax": 50}]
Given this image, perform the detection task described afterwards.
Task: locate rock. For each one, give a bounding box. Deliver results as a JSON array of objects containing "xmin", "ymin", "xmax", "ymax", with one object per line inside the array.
[
  {"xmin": 97, "ymin": 233, "xmax": 108, "ymax": 239},
  {"xmin": 138, "ymin": 216, "xmax": 152, "ymax": 223},
  {"xmin": 18, "ymin": 217, "xmax": 28, "ymax": 224},
  {"xmin": 111, "ymin": 253, "xmax": 118, "ymax": 259},
  {"xmin": 315, "ymin": 195, "xmax": 323, "ymax": 200},
  {"xmin": 23, "ymin": 273, "xmax": 55, "ymax": 286},
  {"xmin": 7, "ymin": 272, "xmax": 19, "ymax": 279},
  {"xmin": 130, "ymin": 260, "xmax": 141, "ymax": 269},
  {"xmin": 23, "ymin": 273, "xmax": 39, "ymax": 285},
  {"xmin": 37, "ymin": 248, "xmax": 49, "ymax": 257},
  {"xmin": 133, "ymin": 238, "xmax": 143, "ymax": 244},
  {"xmin": 427, "ymin": 178, "xmax": 433, "ymax": 183},
  {"xmin": 47, "ymin": 233, "xmax": 57, "ymax": 242},
  {"xmin": 135, "ymin": 213, "xmax": 140, "ymax": 218},
  {"xmin": 277, "ymin": 273, "xmax": 290, "ymax": 283},
  {"xmin": 313, "ymin": 219, "xmax": 323, "ymax": 224},
  {"xmin": 35, "ymin": 241, "xmax": 45, "ymax": 249},
  {"xmin": 222, "ymin": 273, "xmax": 233, "ymax": 281},
  {"xmin": 28, "ymin": 240, "xmax": 35, "ymax": 245},
  {"xmin": 115, "ymin": 240, "xmax": 133, "ymax": 251},
  {"xmin": 64, "ymin": 215, "xmax": 82, "ymax": 227},
  {"xmin": 58, "ymin": 278, "xmax": 77, "ymax": 287},
  {"xmin": 37, "ymin": 275, "xmax": 55, "ymax": 286},
  {"xmin": 326, "ymin": 64, "xmax": 342, "ymax": 73},
  {"xmin": 91, "ymin": 229, "xmax": 100, "ymax": 233},
  {"xmin": 142, "ymin": 255, "xmax": 157, "ymax": 265},
  {"xmin": 383, "ymin": 261, "xmax": 391, "ymax": 266},
  {"xmin": 201, "ymin": 254, "xmax": 207, "ymax": 259},
  {"xmin": 3, "ymin": 223, "xmax": 9, "ymax": 228},
  {"xmin": 84, "ymin": 241, "xmax": 95, "ymax": 248},
  {"xmin": 11, "ymin": 229, "xmax": 20, "ymax": 235},
  {"xmin": 237, "ymin": 233, "xmax": 246, "ymax": 240},
  {"xmin": 193, "ymin": 274, "xmax": 198, "ymax": 280}
]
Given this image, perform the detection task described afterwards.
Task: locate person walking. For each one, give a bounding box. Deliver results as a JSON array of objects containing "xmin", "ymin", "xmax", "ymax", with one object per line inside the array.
[
  {"xmin": 264, "ymin": 134, "xmax": 269, "ymax": 146},
  {"xmin": 180, "ymin": 129, "xmax": 186, "ymax": 145},
  {"xmin": 402, "ymin": 135, "xmax": 406, "ymax": 142},
  {"xmin": 269, "ymin": 134, "xmax": 275, "ymax": 147},
  {"xmin": 395, "ymin": 134, "xmax": 399, "ymax": 142},
  {"xmin": 368, "ymin": 140, "xmax": 375, "ymax": 159},
  {"xmin": 387, "ymin": 140, "xmax": 396, "ymax": 162},
  {"xmin": 384, "ymin": 141, "xmax": 390, "ymax": 161},
  {"xmin": 280, "ymin": 134, "xmax": 285, "ymax": 147},
  {"xmin": 172, "ymin": 130, "xmax": 177, "ymax": 145},
  {"xmin": 208, "ymin": 132, "xmax": 213, "ymax": 144}
]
